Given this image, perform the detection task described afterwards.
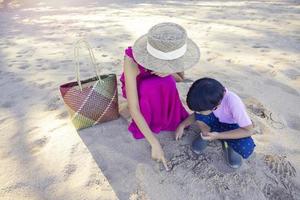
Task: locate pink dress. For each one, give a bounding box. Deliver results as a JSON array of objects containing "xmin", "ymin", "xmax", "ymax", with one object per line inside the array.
[{"xmin": 120, "ymin": 47, "xmax": 189, "ymax": 139}]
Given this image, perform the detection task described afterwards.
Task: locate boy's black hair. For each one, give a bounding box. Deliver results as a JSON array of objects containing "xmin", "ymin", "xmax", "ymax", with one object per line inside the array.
[{"xmin": 186, "ymin": 77, "xmax": 225, "ymax": 112}]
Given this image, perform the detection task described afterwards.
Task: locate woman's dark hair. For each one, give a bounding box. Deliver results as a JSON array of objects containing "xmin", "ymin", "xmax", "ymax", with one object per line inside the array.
[{"xmin": 186, "ymin": 77, "xmax": 225, "ymax": 112}]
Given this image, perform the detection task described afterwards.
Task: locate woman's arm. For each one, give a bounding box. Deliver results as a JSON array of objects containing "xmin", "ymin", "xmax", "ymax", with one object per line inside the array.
[
  {"xmin": 124, "ymin": 56, "xmax": 154, "ymax": 142},
  {"xmin": 124, "ymin": 56, "xmax": 169, "ymax": 170}
]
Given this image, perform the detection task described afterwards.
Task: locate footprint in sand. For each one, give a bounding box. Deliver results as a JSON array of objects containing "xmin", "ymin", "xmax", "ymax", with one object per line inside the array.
[
  {"xmin": 113, "ymin": 59, "xmax": 122, "ymax": 66},
  {"xmin": 56, "ymin": 111, "xmax": 69, "ymax": 120},
  {"xmin": 252, "ymin": 44, "xmax": 270, "ymax": 49},
  {"xmin": 49, "ymin": 122, "xmax": 68, "ymax": 133},
  {"xmin": 18, "ymin": 65, "xmax": 29, "ymax": 70},
  {"xmin": 63, "ymin": 164, "xmax": 77, "ymax": 180},
  {"xmin": 0, "ymin": 117, "xmax": 9, "ymax": 126},
  {"xmin": 36, "ymin": 58, "xmax": 45, "ymax": 62},
  {"xmin": 265, "ymin": 79, "xmax": 300, "ymax": 97},
  {"xmin": 85, "ymin": 172, "xmax": 103, "ymax": 187},
  {"xmin": 36, "ymin": 77, "xmax": 45, "ymax": 82},
  {"xmin": 1, "ymin": 101, "xmax": 15, "ymax": 108},
  {"xmin": 30, "ymin": 136, "xmax": 49, "ymax": 154},
  {"xmin": 282, "ymin": 69, "xmax": 300, "ymax": 80},
  {"xmin": 27, "ymin": 126, "xmax": 40, "ymax": 134},
  {"xmin": 17, "ymin": 48, "xmax": 35, "ymax": 57},
  {"xmin": 67, "ymin": 76, "xmax": 74, "ymax": 81},
  {"xmin": 70, "ymin": 143, "xmax": 80, "ymax": 155},
  {"xmin": 61, "ymin": 60, "xmax": 72, "ymax": 64},
  {"xmin": 38, "ymin": 81, "xmax": 54, "ymax": 89},
  {"xmin": 14, "ymin": 77, "xmax": 24, "ymax": 82},
  {"xmin": 205, "ymin": 51, "xmax": 223, "ymax": 62},
  {"xmin": 260, "ymin": 49, "xmax": 271, "ymax": 53},
  {"xmin": 46, "ymin": 96, "xmax": 61, "ymax": 111},
  {"xmin": 1, "ymin": 182, "xmax": 29, "ymax": 194},
  {"xmin": 285, "ymin": 114, "xmax": 300, "ymax": 131},
  {"xmin": 49, "ymin": 65, "xmax": 59, "ymax": 70}
]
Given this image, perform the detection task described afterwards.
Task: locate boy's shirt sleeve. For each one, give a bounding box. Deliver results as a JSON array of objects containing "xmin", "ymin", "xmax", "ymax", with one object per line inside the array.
[{"xmin": 228, "ymin": 93, "xmax": 252, "ymax": 127}]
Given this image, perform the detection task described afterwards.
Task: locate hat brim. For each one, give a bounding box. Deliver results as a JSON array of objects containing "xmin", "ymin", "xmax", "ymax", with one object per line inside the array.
[{"xmin": 132, "ymin": 34, "xmax": 200, "ymax": 73}]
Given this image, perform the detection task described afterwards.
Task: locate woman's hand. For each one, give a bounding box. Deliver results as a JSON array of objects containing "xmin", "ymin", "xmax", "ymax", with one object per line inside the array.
[
  {"xmin": 175, "ymin": 124, "xmax": 185, "ymax": 141},
  {"xmin": 151, "ymin": 71, "xmax": 170, "ymax": 77},
  {"xmin": 172, "ymin": 72, "xmax": 184, "ymax": 82},
  {"xmin": 151, "ymin": 138, "xmax": 169, "ymax": 171}
]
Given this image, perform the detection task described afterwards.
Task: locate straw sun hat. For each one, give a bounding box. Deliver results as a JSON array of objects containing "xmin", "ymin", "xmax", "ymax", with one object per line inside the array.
[{"xmin": 132, "ymin": 22, "xmax": 200, "ymax": 73}]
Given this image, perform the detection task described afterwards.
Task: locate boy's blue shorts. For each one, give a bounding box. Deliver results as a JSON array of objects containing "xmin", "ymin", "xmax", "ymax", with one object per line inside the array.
[{"xmin": 195, "ymin": 112, "xmax": 256, "ymax": 159}]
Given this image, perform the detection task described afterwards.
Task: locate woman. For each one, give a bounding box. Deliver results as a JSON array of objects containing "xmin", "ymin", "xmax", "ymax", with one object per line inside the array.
[{"xmin": 120, "ymin": 22, "xmax": 200, "ymax": 170}]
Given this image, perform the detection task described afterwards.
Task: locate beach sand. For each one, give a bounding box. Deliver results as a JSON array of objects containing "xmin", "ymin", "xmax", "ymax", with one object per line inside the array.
[{"xmin": 0, "ymin": 0, "xmax": 299, "ymax": 199}]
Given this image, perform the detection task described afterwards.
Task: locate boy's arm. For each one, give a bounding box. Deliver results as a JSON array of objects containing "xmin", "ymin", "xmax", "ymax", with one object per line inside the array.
[
  {"xmin": 181, "ymin": 113, "xmax": 195, "ymax": 128},
  {"xmin": 216, "ymin": 125, "xmax": 254, "ymax": 139},
  {"xmin": 195, "ymin": 120, "xmax": 211, "ymax": 134},
  {"xmin": 201, "ymin": 125, "xmax": 254, "ymax": 140},
  {"xmin": 175, "ymin": 113, "xmax": 195, "ymax": 140},
  {"xmin": 205, "ymin": 92, "xmax": 254, "ymax": 140}
]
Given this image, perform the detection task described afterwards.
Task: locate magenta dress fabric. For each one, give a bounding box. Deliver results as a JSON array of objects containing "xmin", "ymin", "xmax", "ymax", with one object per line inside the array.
[{"xmin": 120, "ymin": 47, "xmax": 189, "ymax": 139}]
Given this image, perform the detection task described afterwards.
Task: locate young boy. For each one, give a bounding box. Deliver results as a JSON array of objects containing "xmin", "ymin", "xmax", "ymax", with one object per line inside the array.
[{"xmin": 175, "ymin": 77, "xmax": 256, "ymax": 168}]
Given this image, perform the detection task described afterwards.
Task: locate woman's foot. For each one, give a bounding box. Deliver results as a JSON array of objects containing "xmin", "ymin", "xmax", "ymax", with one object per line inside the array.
[
  {"xmin": 191, "ymin": 136, "xmax": 208, "ymax": 154},
  {"xmin": 119, "ymin": 101, "xmax": 131, "ymax": 123},
  {"xmin": 222, "ymin": 141, "xmax": 242, "ymax": 169}
]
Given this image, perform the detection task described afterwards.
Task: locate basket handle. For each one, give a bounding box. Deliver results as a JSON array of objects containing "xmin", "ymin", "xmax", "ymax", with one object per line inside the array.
[{"xmin": 74, "ymin": 39, "xmax": 102, "ymax": 91}]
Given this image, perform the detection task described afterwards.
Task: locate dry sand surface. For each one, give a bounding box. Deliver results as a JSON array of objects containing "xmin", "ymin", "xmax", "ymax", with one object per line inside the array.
[{"xmin": 0, "ymin": 0, "xmax": 300, "ymax": 200}]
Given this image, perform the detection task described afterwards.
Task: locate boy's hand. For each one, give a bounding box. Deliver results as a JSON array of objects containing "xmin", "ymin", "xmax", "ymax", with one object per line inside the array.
[
  {"xmin": 175, "ymin": 124, "xmax": 185, "ymax": 140},
  {"xmin": 201, "ymin": 132, "xmax": 219, "ymax": 141}
]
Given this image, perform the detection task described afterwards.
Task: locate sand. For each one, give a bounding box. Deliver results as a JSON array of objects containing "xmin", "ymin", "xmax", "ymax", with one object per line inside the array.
[{"xmin": 0, "ymin": 0, "xmax": 300, "ymax": 200}]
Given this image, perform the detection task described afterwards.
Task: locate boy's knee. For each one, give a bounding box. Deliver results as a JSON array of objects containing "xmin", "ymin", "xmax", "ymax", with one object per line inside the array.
[
  {"xmin": 240, "ymin": 147, "xmax": 255, "ymax": 159},
  {"xmin": 228, "ymin": 137, "xmax": 256, "ymax": 159}
]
